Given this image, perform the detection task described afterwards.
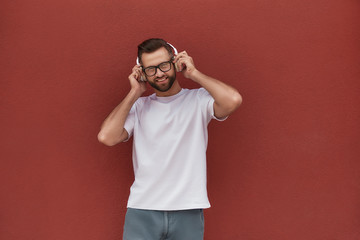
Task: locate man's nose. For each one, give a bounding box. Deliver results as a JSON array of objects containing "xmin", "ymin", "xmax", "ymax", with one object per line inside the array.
[{"xmin": 155, "ymin": 68, "xmax": 164, "ymax": 78}]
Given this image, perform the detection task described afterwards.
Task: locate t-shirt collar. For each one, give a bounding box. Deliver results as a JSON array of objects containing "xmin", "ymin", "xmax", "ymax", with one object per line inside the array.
[{"xmin": 151, "ymin": 88, "xmax": 186, "ymax": 102}]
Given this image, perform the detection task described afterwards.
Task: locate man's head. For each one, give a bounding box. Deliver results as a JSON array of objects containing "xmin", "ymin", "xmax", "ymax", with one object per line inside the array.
[
  {"xmin": 137, "ymin": 38, "xmax": 178, "ymax": 93},
  {"xmin": 137, "ymin": 38, "xmax": 175, "ymax": 65}
]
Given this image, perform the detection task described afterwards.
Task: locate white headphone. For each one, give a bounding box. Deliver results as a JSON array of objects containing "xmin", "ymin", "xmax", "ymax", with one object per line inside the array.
[{"xmin": 136, "ymin": 42, "xmax": 178, "ymax": 65}]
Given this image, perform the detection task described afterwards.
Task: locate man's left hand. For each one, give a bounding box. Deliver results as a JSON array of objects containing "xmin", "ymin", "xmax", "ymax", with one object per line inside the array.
[{"xmin": 173, "ymin": 51, "xmax": 198, "ymax": 79}]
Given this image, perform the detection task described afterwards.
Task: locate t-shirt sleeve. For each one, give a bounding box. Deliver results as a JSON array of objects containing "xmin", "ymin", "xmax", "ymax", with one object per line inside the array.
[
  {"xmin": 197, "ymin": 88, "xmax": 228, "ymax": 122},
  {"xmin": 123, "ymin": 103, "xmax": 136, "ymax": 142}
]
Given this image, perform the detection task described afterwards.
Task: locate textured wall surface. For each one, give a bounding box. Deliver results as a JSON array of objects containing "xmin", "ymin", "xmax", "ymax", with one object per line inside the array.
[{"xmin": 1, "ymin": 0, "xmax": 360, "ymax": 239}]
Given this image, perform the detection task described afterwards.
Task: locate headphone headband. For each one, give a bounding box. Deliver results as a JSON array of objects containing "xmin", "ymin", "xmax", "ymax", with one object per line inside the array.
[{"xmin": 136, "ymin": 42, "xmax": 178, "ymax": 65}]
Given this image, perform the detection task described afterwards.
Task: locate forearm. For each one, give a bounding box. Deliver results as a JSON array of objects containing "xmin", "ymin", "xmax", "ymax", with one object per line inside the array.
[
  {"xmin": 98, "ymin": 89, "xmax": 140, "ymax": 146},
  {"xmin": 190, "ymin": 70, "xmax": 242, "ymax": 117}
]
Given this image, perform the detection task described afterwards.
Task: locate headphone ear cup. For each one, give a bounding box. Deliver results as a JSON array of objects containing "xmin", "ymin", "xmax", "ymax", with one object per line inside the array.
[
  {"xmin": 139, "ymin": 68, "xmax": 146, "ymax": 81},
  {"xmin": 174, "ymin": 62, "xmax": 180, "ymax": 72}
]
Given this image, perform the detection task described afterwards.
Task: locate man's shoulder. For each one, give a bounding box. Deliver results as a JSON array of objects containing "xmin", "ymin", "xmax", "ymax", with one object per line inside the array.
[{"xmin": 131, "ymin": 95, "xmax": 153, "ymax": 112}]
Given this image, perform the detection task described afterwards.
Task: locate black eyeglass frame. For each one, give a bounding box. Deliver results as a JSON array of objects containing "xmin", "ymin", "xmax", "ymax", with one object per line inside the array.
[{"xmin": 141, "ymin": 59, "xmax": 174, "ymax": 77}]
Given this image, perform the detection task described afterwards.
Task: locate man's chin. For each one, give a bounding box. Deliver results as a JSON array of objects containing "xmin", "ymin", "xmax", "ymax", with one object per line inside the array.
[{"xmin": 154, "ymin": 84, "xmax": 172, "ymax": 92}]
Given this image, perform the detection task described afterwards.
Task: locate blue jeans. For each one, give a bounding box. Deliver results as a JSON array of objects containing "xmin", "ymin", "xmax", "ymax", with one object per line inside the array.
[{"xmin": 123, "ymin": 208, "xmax": 205, "ymax": 240}]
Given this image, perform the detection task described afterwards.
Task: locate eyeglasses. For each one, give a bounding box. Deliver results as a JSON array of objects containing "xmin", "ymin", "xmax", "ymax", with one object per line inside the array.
[{"xmin": 142, "ymin": 60, "xmax": 173, "ymax": 77}]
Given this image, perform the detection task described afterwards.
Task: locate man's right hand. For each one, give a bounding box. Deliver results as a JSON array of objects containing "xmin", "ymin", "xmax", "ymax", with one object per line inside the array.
[{"xmin": 129, "ymin": 65, "xmax": 147, "ymax": 97}]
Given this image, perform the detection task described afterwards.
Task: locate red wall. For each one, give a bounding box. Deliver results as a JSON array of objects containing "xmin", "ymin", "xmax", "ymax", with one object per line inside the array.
[{"xmin": 1, "ymin": 0, "xmax": 360, "ymax": 239}]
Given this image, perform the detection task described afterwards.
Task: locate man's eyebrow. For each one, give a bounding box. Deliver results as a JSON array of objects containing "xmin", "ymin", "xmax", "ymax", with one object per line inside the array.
[{"xmin": 143, "ymin": 60, "xmax": 170, "ymax": 68}]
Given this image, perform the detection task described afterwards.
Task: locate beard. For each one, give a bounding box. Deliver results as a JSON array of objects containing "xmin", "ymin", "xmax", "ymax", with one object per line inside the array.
[{"xmin": 147, "ymin": 70, "xmax": 176, "ymax": 92}]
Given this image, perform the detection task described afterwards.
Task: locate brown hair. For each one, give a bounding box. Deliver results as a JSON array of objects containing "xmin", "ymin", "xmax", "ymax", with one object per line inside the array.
[{"xmin": 137, "ymin": 38, "xmax": 174, "ymax": 65}]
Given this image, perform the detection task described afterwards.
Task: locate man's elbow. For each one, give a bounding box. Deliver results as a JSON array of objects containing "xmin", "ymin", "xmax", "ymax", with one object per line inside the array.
[
  {"xmin": 228, "ymin": 91, "xmax": 242, "ymax": 112},
  {"xmin": 97, "ymin": 132, "xmax": 121, "ymax": 146},
  {"xmin": 214, "ymin": 92, "xmax": 243, "ymax": 118},
  {"xmin": 233, "ymin": 92, "xmax": 243, "ymax": 108}
]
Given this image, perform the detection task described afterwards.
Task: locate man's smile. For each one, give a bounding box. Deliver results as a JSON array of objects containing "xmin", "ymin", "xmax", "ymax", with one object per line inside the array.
[{"xmin": 156, "ymin": 76, "xmax": 168, "ymax": 83}]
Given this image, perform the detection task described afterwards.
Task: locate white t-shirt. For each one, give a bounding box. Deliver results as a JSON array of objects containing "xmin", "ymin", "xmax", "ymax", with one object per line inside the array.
[{"xmin": 123, "ymin": 88, "xmax": 227, "ymax": 210}]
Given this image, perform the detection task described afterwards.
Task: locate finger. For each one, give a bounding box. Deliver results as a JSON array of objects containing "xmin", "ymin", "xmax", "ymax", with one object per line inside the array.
[
  {"xmin": 181, "ymin": 57, "xmax": 195, "ymax": 72},
  {"xmin": 133, "ymin": 65, "xmax": 142, "ymax": 71},
  {"xmin": 136, "ymin": 69, "xmax": 142, "ymax": 77},
  {"xmin": 178, "ymin": 50, "xmax": 187, "ymax": 56},
  {"xmin": 131, "ymin": 66, "xmax": 142, "ymax": 79},
  {"xmin": 133, "ymin": 72, "xmax": 139, "ymax": 80},
  {"xmin": 138, "ymin": 72, "xmax": 144, "ymax": 81},
  {"xmin": 134, "ymin": 69, "xmax": 142, "ymax": 79},
  {"xmin": 173, "ymin": 51, "xmax": 188, "ymax": 62},
  {"xmin": 173, "ymin": 54, "xmax": 180, "ymax": 63},
  {"xmin": 129, "ymin": 74, "xmax": 137, "ymax": 82},
  {"xmin": 174, "ymin": 57, "xmax": 181, "ymax": 71},
  {"xmin": 174, "ymin": 56, "xmax": 185, "ymax": 68},
  {"xmin": 176, "ymin": 58, "xmax": 186, "ymax": 72}
]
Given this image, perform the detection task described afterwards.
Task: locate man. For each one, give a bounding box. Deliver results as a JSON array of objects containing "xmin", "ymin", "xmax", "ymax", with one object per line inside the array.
[{"xmin": 98, "ymin": 38, "xmax": 242, "ymax": 240}]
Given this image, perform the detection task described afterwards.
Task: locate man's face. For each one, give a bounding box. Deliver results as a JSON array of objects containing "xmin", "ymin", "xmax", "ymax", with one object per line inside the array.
[{"xmin": 141, "ymin": 47, "xmax": 176, "ymax": 93}]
